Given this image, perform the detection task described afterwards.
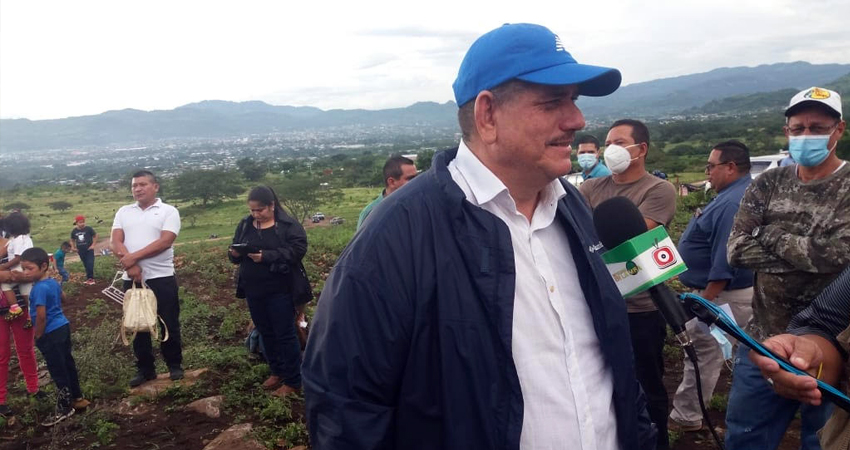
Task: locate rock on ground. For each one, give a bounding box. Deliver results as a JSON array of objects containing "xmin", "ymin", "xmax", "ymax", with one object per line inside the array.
[
  {"xmin": 115, "ymin": 398, "xmax": 156, "ymax": 416},
  {"xmin": 202, "ymin": 423, "xmax": 266, "ymax": 450},
  {"xmin": 185, "ymin": 395, "xmax": 224, "ymax": 418},
  {"xmin": 128, "ymin": 368, "xmax": 209, "ymax": 398}
]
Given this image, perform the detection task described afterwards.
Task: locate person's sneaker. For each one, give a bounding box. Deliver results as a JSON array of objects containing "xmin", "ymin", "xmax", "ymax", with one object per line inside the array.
[
  {"xmin": 0, "ymin": 404, "xmax": 14, "ymax": 417},
  {"xmin": 262, "ymin": 375, "xmax": 282, "ymax": 390},
  {"xmin": 668, "ymin": 417, "xmax": 703, "ymax": 433},
  {"xmin": 169, "ymin": 366, "xmax": 184, "ymax": 381},
  {"xmin": 73, "ymin": 398, "xmax": 90, "ymax": 410},
  {"xmin": 30, "ymin": 390, "xmax": 48, "ymax": 401},
  {"xmin": 85, "ymin": 279, "xmax": 96, "ymax": 285},
  {"xmin": 41, "ymin": 408, "xmax": 74, "ymax": 427},
  {"xmin": 129, "ymin": 370, "xmax": 157, "ymax": 387}
]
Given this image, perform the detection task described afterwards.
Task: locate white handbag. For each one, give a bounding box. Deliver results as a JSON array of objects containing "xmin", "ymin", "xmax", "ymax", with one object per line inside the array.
[{"xmin": 121, "ymin": 284, "xmax": 169, "ymax": 345}]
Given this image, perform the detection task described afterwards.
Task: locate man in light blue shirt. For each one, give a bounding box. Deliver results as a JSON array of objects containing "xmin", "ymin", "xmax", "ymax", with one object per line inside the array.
[
  {"xmin": 576, "ymin": 134, "xmax": 612, "ymax": 180},
  {"xmin": 357, "ymin": 155, "xmax": 417, "ymax": 229}
]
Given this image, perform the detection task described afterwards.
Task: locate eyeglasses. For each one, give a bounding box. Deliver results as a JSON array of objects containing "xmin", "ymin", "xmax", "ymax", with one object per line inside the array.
[
  {"xmin": 785, "ymin": 122, "xmax": 839, "ymax": 136},
  {"xmin": 705, "ymin": 161, "xmax": 733, "ymax": 172}
]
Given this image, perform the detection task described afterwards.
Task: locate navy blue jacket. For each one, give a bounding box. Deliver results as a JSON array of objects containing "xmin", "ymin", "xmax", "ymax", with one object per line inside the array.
[{"xmin": 303, "ymin": 148, "xmax": 657, "ymax": 450}]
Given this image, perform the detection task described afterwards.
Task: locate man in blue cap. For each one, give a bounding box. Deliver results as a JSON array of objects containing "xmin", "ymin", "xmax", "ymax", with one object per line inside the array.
[{"xmin": 303, "ymin": 23, "xmax": 656, "ymax": 450}]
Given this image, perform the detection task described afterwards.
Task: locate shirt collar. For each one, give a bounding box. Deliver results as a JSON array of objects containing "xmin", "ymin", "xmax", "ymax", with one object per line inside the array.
[
  {"xmin": 133, "ymin": 198, "xmax": 163, "ymax": 210},
  {"xmin": 717, "ymin": 174, "xmax": 752, "ymax": 198},
  {"xmin": 454, "ymin": 140, "xmax": 567, "ymax": 217},
  {"xmin": 454, "ymin": 140, "xmax": 509, "ymax": 206}
]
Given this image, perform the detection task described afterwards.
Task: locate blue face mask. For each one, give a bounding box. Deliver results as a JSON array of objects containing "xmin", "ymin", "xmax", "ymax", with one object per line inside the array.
[
  {"xmin": 788, "ymin": 135, "xmax": 834, "ymax": 167},
  {"xmin": 709, "ymin": 326, "xmax": 733, "ymax": 360},
  {"xmin": 577, "ymin": 153, "xmax": 598, "ymax": 171}
]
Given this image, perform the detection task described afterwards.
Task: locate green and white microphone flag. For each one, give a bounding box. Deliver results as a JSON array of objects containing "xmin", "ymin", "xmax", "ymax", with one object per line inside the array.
[{"xmin": 600, "ymin": 226, "xmax": 687, "ymax": 298}]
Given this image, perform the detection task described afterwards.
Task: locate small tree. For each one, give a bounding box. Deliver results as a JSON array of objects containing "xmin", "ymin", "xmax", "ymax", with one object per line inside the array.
[
  {"xmin": 237, "ymin": 157, "xmax": 268, "ymax": 182},
  {"xmin": 4, "ymin": 202, "xmax": 30, "ymax": 211},
  {"xmin": 48, "ymin": 201, "xmax": 74, "ymax": 212},
  {"xmin": 416, "ymin": 150, "xmax": 434, "ymax": 171},
  {"xmin": 272, "ymin": 175, "xmax": 343, "ymax": 224},
  {"xmin": 171, "ymin": 169, "xmax": 243, "ymax": 206}
]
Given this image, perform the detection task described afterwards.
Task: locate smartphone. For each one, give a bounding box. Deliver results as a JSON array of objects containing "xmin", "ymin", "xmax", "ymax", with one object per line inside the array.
[{"xmin": 230, "ymin": 243, "xmax": 261, "ymax": 255}]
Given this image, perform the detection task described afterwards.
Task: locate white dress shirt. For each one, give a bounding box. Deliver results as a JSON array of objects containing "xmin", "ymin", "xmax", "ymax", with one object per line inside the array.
[{"xmin": 448, "ymin": 141, "xmax": 619, "ymax": 450}]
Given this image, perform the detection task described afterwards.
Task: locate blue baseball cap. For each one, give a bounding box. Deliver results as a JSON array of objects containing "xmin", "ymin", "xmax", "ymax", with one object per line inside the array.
[{"xmin": 452, "ymin": 23, "xmax": 622, "ymax": 107}]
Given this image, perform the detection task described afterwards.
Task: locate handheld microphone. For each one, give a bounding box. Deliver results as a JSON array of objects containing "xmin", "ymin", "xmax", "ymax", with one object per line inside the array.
[{"xmin": 592, "ymin": 196, "xmax": 693, "ymax": 345}]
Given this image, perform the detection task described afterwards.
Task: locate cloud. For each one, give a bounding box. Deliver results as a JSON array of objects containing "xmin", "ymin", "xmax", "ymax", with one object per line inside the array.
[{"xmin": 2, "ymin": 0, "xmax": 849, "ymax": 120}]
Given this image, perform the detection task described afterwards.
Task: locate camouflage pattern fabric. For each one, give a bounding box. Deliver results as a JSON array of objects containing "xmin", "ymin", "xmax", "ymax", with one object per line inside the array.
[{"xmin": 727, "ymin": 163, "xmax": 850, "ymax": 341}]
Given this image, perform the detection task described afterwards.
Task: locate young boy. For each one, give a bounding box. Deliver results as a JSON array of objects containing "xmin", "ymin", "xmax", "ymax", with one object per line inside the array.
[
  {"xmin": 70, "ymin": 216, "xmax": 97, "ymax": 285},
  {"xmin": 52, "ymin": 242, "xmax": 71, "ymax": 284},
  {"xmin": 20, "ymin": 247, "xmax": 88, "ymax": 426}
]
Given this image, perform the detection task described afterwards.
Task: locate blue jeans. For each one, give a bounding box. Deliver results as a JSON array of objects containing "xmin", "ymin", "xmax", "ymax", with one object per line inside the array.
[
  {"xmin": 246, "ymin": 292, "xmax": 301, "ymax": 388},
  {"xmin": 79, "ymin": 248, "xmax": 95, "ymax": 280},
  {"xmin": 725, "ymin": 345, "xmax": 833, "ymax": 450},
  {"xmin": 57, "ymin": 266, "xmax": 69, "ymax": 283},
  {"xmin": 35, "ymin": 323, "xmax": 81, "ymax": 411}
]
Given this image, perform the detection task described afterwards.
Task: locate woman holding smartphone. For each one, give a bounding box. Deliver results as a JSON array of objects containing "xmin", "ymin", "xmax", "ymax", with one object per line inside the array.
[{"xmin": 229, "ymin": 186, "xmax": 307, "ymax": 397}]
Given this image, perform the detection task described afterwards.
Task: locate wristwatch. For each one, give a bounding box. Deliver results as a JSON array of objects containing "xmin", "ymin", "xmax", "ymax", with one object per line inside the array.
[{"xmin": 752, "ymin": 226, "xmax": 761, "ymax": 238}]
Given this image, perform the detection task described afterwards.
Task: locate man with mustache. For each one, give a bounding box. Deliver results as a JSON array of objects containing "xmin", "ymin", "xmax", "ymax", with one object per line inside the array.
[{"xmin": 303, "ymin": 23, "xmax": 656, "ymax": 450}]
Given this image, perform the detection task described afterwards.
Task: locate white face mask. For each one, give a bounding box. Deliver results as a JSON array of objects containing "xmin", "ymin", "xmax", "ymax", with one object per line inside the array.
[{"xmin": 603, "ymin": 144, "xmax": 640, "ymax": 174}]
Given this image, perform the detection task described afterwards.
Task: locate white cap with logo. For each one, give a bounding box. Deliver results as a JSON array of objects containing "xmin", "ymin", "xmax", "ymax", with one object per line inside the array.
[{"xmin": 785, "ymin": 86, "xmax": 843, "ymax": 119}]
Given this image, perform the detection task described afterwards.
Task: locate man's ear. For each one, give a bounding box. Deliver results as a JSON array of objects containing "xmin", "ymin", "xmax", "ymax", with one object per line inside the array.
[
  {"xmin": 637, "ymin": 142, "xmax": 649, "ymax": 159},
  {"xmin": 474, "ymin": 91, "xmax": 499, "ymax": 145}
]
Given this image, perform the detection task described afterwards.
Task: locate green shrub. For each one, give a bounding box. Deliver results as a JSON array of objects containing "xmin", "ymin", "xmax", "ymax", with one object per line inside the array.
[
  {"xmin": 73, "ymin": 318, "xmax": 134, "ymax": 399},
  {"xmin": 93, "ymin": 418, "xmax": 120, "ymax": 445}
]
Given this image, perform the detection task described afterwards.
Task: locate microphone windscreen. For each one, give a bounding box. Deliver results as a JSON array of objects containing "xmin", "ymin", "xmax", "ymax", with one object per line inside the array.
[{"xmin": 593, "ymin": 196, "xmax": 648, "ymax": 249}]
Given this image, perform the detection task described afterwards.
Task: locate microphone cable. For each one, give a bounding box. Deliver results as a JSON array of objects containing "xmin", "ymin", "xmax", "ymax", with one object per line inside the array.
[
  {"xmin": 680, "ymin": 293, "xmax": 850, "ymax": 411},
  {"xmin": 682, "ymin": 343, "xmax": 726, "ymax": 450}
]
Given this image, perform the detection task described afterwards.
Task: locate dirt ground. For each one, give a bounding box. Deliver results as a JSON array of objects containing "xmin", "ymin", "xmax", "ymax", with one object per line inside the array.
[
  {"xmin": 2, "ymin": 268, "xmax": 807, "ymax": 449},
  {"xmin": 666, "ymin": 342, "xmax": 802, "ymax": 450}
]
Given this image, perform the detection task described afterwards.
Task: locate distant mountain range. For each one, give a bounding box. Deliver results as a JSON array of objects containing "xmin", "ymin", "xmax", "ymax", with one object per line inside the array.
[
  {"xmin": 2, "ymin": 61, "xmax": 848, "ymax": 152},
  {"xmin": 578, "ymin": 61, "xmax": 850, "ymax": 118}
]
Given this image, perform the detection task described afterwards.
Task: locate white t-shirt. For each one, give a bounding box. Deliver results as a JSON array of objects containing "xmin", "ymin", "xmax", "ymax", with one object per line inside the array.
[
  {"xmin": 112, "ymin": 199, "xmax": 180, "ymax": 281},
  {"xmin": 448, "ymin": 141, "xmax": 618, "ymax": 450},
  {"xmin": 5, "ymin": 235, "xmax": 34, "ymax": 271}
]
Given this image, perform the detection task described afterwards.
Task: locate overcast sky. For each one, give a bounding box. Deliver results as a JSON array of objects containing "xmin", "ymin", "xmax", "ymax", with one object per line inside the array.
[{"xmin": 2, "ymin": 0, "xmax": 849, "ymax": 120}]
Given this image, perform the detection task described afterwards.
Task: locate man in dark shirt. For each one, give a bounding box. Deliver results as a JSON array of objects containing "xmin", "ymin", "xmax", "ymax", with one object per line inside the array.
[
  {"xmin": 70, "ymin": 215, "xmax": 97, "ymax": 285},
  {"xmin": 669, "ymin": 140, "xmax": 754, "ymax": 432}
]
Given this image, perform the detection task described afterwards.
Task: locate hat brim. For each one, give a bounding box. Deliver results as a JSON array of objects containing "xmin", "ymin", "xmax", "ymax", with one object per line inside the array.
[
  {"xmin": 517, "ymin": 63, "xmax": 622, "ymax": 97},
  {"xmin": 785, "ymin": 100, "xmax": 842, "ymax": 119}
]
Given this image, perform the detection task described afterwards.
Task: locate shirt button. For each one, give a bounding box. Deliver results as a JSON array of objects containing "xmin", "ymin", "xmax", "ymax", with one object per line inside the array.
[{"xmin": 549, "ymin": 286, "xmax": 555, "ymax": 293}]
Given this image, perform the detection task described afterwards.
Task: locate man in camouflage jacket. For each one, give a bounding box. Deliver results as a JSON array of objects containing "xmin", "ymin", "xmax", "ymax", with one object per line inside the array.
[{"xmin": 724, "ymin": 86, "xmax": 849, "ymax": 450}]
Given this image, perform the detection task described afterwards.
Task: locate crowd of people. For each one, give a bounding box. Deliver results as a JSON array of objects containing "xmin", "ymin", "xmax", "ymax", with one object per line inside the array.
[
  {"xmin": 0, "ymin": 21, "xmax": 848, "ymax": 450},
  {"xmin": 307, "ymin": 23, "xmax": 849, "ymax": 450}
]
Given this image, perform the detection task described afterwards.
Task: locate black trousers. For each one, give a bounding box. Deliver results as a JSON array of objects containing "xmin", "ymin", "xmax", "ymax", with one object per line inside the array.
[
  {"xmin": 123, "ymin": 276, "xmax": 182, "ymax": 372},
  {"xmin": 79, "ymin": 248, "xmax": 95, "ymax": 279},
  {"xmin": 35, "ymin": 323, "xmax": 81, "ymax": 411},
  {"xmin": 629, "ymin": 310, "xmax": 669, "ymax": 450}
]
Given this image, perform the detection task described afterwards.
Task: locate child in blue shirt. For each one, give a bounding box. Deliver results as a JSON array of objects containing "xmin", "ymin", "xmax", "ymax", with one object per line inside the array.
[
  {"xmin": 21, "ymin": 247, "xmax": 88, "ymax": 426},
  {"xmin": 52, "ymin": 242, "xmax": 71, "ymax": 284}
]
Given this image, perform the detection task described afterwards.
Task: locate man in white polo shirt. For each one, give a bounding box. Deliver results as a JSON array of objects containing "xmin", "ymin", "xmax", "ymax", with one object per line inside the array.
[{"xmin": 111, "ymin": 170, "xmax": 183, "ymax": 386}]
